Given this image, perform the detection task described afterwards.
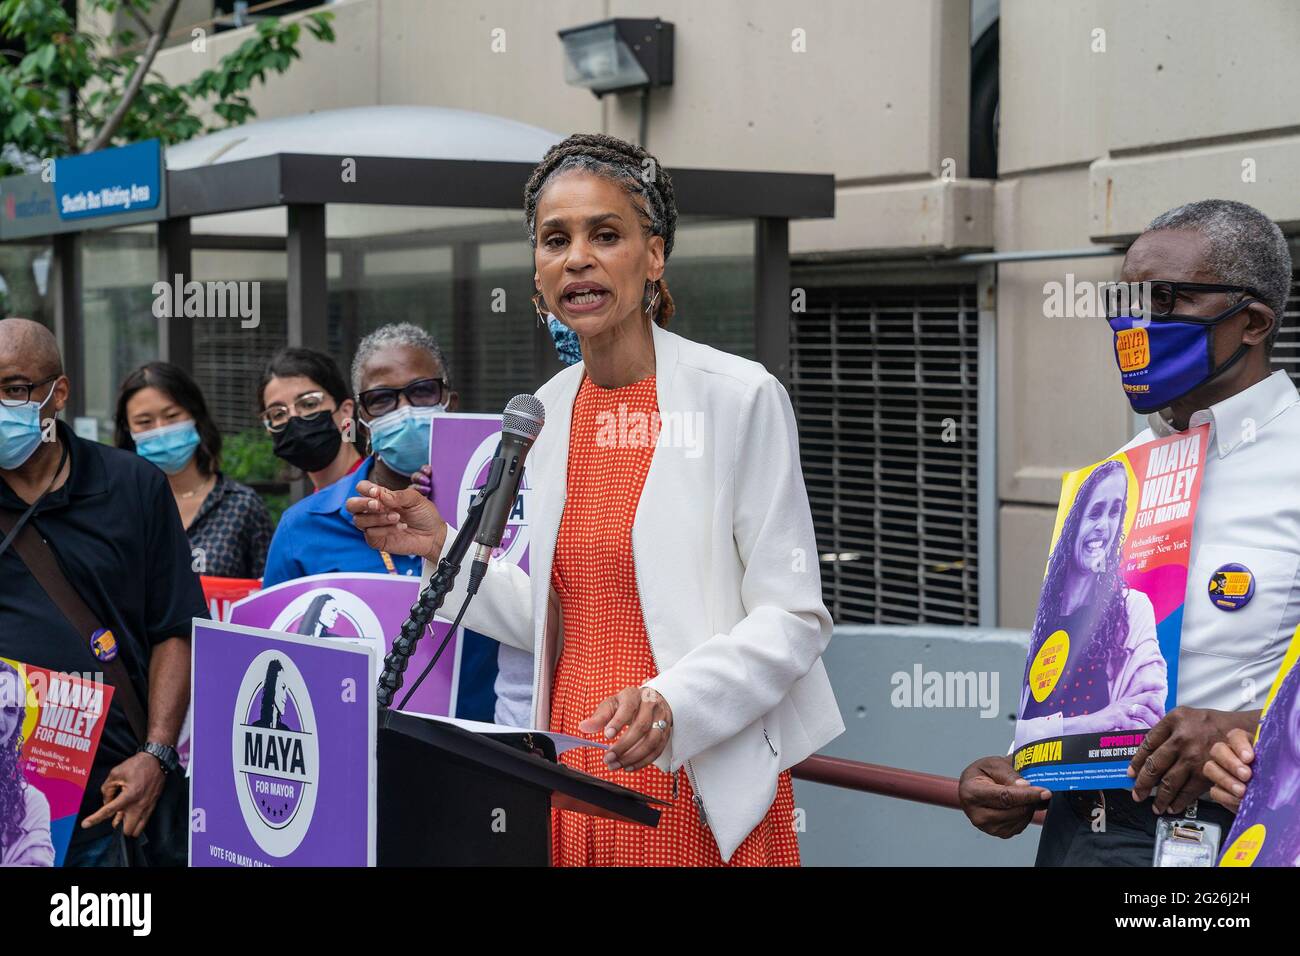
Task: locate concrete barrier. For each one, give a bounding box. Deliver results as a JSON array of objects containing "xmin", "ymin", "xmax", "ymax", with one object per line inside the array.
[{"xmin": 796, "ymin": 625, "xmax": 1043, "ymax": 866}]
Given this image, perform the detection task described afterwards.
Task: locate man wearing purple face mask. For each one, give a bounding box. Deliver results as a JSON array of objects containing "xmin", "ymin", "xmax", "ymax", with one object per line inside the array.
[{"xmin": 959, "ymin": 199, "xmax": 1300, "ymax": 866}]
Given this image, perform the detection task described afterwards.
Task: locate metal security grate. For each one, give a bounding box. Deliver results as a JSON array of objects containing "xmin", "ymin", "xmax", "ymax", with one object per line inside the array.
[
  {"xmin": 790, "ymin": 283, "xmax": 981, "ymax": 626},
  {"xmin": 193, "ymin": 286, "xmax": 288, "ymax": 436},
  {"xmin": 1277, "ymin": 273, "xmax": 1300, "ymax": 390}
]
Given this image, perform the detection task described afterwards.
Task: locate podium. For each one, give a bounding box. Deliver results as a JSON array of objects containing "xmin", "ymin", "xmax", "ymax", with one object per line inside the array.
[{"xmin": 377, "ymin": 709, "xmax": 665, "ymax": 866}]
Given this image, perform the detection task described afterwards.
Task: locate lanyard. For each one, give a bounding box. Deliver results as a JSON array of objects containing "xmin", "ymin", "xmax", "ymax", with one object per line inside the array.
[{"xmin": 379, "ymin": 550, "xmax": 398, "ymax": 575}]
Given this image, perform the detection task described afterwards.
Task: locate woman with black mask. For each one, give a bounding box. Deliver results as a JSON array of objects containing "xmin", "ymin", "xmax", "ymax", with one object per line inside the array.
[{"xmin": 258, "ymin": 348, "xmax": 362, "ymax": 491}]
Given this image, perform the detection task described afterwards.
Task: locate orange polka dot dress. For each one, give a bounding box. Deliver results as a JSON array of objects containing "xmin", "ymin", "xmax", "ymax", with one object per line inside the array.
[{"xmin": 548, "ymin": 372, "xmax": 800, "ymax": 867}]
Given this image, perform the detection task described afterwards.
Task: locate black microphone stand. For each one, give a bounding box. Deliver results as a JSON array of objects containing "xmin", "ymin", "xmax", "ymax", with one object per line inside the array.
[{"xmin": 376, "ymin": 455, "xmax": 505, "ymax": 709}]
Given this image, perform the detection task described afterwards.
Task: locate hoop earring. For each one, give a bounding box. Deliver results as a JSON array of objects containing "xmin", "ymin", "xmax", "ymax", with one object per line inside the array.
[
  {"xmin": 531, "ymin": 291, "xmax": 548, "ymax": 326},
  {"xmin": 644, "ymin": 280, "xmax": 660, "ymax": 317}
]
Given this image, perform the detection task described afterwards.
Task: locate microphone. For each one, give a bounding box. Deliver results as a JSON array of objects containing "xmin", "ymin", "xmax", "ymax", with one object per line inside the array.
[
  {"xmin": 377, "ymin": 393, "xmax": 545, "ymax": 708},
  {"xmin": 468, "ymin": 394, "xmax": 545, "ymax": 593}
]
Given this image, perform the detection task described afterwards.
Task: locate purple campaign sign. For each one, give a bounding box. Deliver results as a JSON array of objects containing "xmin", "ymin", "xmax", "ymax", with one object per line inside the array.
[
  {"xmin": 228, "ymin": 573, "xmax": 460, "ymax": 717},
  {"xmin": 189, "ymin": 619, "xmax": 376, "ymax": 867},
  {"xmin": 430, "ymin": 414, "xmax": 532, "ymax": 574}
]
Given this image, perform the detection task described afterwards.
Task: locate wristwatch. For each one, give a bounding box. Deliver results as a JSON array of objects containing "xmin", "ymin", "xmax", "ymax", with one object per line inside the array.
[{"xmin": 140, "ymin": 742, "xmax": 181, "ymax": 776}]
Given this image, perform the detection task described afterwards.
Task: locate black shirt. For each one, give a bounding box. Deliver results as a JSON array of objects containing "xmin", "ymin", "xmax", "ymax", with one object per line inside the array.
[{"xmin": 0, "ymin": 421, "xmax": 208, "ymax": 843}]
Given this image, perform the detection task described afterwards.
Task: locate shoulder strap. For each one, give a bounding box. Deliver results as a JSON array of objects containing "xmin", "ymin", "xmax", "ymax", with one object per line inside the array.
[{"xmin": 0, "ymin": 510, "xmax": 149, "ymax": 744}]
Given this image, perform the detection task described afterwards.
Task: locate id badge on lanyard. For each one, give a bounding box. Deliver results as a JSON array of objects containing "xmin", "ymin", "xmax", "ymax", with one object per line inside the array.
[{"xmin": 1153, "ymin": 801, "xmax": 1223, "ymax": 867}]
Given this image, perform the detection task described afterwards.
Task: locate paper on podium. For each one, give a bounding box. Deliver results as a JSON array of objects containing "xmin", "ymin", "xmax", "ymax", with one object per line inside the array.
[{"xmin": 396, "ymin": 711, "xmax": 607, "ymax": 756}]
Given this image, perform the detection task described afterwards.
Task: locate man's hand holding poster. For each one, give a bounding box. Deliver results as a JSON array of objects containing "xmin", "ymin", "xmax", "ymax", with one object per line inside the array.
[{"xmin": 1013, "ymin": 425, "xmax": 1209, "ymax": 789}]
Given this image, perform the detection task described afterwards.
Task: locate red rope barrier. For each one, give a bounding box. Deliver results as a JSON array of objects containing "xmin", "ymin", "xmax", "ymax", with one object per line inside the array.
[{"xmin": 791, "ymin": 755, "xmax": 1047, "ymax": 826}]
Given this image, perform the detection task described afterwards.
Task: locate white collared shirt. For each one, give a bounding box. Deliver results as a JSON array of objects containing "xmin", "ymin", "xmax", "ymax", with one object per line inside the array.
[{"xmin": 1119, "ymin": 370, "xmax": 1300, "ymax": 712}]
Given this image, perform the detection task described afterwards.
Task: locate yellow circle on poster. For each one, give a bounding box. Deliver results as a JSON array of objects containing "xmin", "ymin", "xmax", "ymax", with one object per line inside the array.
[
  {"xmin": 1030, "ymin": 629, "xmax": 1070, "ymax": 703},
  {"xmin": 0, "ymin": 656, "xmax": 39, "ymax": 745},
  {"xmin": 1220, "ymin": 823, "xmax": 1266, "ymax": 867}
]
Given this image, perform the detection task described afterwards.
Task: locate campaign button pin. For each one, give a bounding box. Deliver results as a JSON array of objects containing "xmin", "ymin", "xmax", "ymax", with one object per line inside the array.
[
  {"xmin": 90, "ymin": 627, "xmax": 118, "ymax": 662},
  {"xmin": 1208, "ymin": 563, "xmax": 1255, "ymax": 611}
]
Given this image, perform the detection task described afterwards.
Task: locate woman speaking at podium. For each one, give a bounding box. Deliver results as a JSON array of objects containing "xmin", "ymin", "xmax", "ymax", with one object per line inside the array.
[{"xmin": 348, "ymin": 133, "xmax": 842, "ymax": 867}]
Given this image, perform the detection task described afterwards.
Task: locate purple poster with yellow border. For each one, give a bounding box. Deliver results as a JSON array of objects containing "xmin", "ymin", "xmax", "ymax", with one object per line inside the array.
[
  {"xmin": 1220, "ymin": 624, "xmax": 1300, "ymax": 867},
  {"xmin": 189, "ymin": 619, "xmax": 376, "ymax": 867},
  {"xmin": 1013, "ymin": 425, "xmax": 1209, "ymax": 789}
]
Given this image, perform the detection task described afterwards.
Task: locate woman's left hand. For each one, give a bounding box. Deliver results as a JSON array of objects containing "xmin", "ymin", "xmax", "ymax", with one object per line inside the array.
[{"xmin": 581, "ymin": 686, "xmax": 674, "ymax": 773}]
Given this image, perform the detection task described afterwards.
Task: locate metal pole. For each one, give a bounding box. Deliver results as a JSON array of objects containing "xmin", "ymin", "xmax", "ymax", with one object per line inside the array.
[
  {"xmin": 157, "ymin": 217, "xmax": 194, "ymax": 372},
  {"xmin": 51, "ymin": 232, "xmax": 85, "ymax": 419},
  {"xmin": 286, "ymin": 203, "xmax": 327, "ymax": 351},
  {"xmin": 754, "ymin": 217, "xmax": 791, "ymax": 385}
]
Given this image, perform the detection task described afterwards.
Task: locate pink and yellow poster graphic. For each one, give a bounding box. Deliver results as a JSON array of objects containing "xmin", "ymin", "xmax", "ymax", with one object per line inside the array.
[
  {"xmin": 0, "ymin": 658, "xmax": 113, "ymax": 866},
  {"xmin": 1013, "ymin": 425, "xmax": 1209, "ymax": 789},
  {"xmin": 1219, "ymin": 625, "xmax": 1300, "ymax": 867}
]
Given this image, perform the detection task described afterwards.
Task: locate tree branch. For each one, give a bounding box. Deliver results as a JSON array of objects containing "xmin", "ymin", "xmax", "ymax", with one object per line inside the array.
[
  {"xmin": 125, "ymin": 3, "xmax": 155, "ymax": 39},
  {"xmin": 83, "ymin": 0, "xmax": 183, "ymax": 153}
]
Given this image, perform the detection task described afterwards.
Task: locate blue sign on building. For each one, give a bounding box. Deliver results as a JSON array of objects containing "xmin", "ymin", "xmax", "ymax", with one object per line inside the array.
[
  {"xmin": 0, "ymin": 139, "xmax": 166, "ymax": 239},
  {"xmin": 54, "ymin": 139, "xmax": 162, "ymax": 221}
]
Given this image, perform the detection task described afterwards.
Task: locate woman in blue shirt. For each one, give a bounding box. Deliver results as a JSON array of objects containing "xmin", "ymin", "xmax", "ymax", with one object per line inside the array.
[{"xmin": 262, "ymin": 324, "xmax": 509, "ymax": 723}]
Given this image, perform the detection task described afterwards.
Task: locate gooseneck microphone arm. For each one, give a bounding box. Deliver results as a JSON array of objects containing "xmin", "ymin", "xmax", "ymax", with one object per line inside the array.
[{"xmin": 375, "ymin": 456, "xmax": 505, "ymax": 709}]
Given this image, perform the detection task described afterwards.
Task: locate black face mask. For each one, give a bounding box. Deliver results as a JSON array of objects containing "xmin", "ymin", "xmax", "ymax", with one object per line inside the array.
[{"xmin": 272, "ymin": 412, "xmax": 343, "ymax": 473}]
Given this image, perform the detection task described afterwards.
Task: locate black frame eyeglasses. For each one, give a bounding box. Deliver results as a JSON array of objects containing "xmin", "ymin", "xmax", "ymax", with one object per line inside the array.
[
  {"xmin": 357, "ymin": 378, "xmax": 449, "ymax": 418},
  {"xmin": 261, "ymin": 391, "xmax": 334, "ymax": 433},
  {"xmin": 0, "ymin": 375, "xmax": 59, "ymax": 408},
  {"xmin": 1105, "ymin": 281, "xmax": 1263, "ymax": 321}
]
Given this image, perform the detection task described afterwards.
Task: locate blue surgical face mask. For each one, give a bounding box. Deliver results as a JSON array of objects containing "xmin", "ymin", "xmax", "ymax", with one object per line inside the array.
[
  {"xmin": 364, "ymin": 404, "xmax": 444, "ymax": 476},
  {"xmin": 0, "ymin": 388, "xmax": 55, "ymax": 470},
  {"xmin": 1107, "ymin": 299, "xmax": 1254, "ymax": 414},
  {"xmin": 547, "ymin": 314, "xmax": 583, "ymax": 366},
  {"xmin": 134, "ymin": 420, "xmax": 201, "ymax": 475},
  {"xmin": 0, "ymin": 392, "xmax": 54, "ymax": 470}
]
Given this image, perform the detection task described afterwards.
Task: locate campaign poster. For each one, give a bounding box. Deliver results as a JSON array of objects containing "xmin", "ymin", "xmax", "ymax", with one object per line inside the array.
[
  {"xmin": 0, "ymin": 658, "xmax": 113, "ymax": 867},
  {"xmin": 201, "ymin": 575, "xmax": 262, "ymax": 623},
  {"xmin": 429, "ymin": 413, "xmax": 533, "ymax": 575},
  {"xmin": 229, "ymin": 573, "xmax": 459, "ymax": 717},
  {"xmin": 1220, "ymin": 625, "xmax": 1300, "ymax": 867},
  {"xmin": 190, "ymin": 620, "xmax": 376, "ymax": 867},
  {"xmin": 429, "ymin": 414, "xmax": 536, "ymax": 726},
  {"xmin": 176, "ymin": 576, "xmax": 264, "ymax": 769},
  {"xmin": 1012, "ymin": 425, "xmax": 1209, "ymax": 789}
]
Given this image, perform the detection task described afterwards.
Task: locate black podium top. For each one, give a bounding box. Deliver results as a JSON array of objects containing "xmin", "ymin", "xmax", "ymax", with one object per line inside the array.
[{"xmin": 381, "ymin": 709, "xmax": 665, "ymax": 828}]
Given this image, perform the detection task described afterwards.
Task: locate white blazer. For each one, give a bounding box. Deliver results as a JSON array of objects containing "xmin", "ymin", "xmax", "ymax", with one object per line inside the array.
[{"xmin": 422, "ymin": 320, "xmax": 844, "ymax": 861}]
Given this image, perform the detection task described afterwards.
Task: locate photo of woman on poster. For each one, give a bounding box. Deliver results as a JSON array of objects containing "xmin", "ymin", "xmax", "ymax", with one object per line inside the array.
[
  {"xmin": 0, "ymin": 661, "xmax": 54, "ymax": 867},
  {"xmin": 1017, "ymin": 459, "xmax": 1167, "ymax": 737}
]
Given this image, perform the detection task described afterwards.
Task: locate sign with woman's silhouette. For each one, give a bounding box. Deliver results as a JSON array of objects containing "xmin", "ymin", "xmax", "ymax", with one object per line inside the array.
[
  {"xmin": 191, "ymin": 620, "xmax": 375, "ymax": 866},
  {"xmin": 1013, "ymin": 426, "xmax": 1209, "ymax": 789},
  {"xmin": 228, "ymin": 573, "xmax": 458, "ymax": 717}
]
